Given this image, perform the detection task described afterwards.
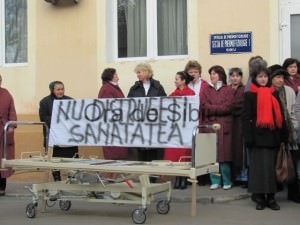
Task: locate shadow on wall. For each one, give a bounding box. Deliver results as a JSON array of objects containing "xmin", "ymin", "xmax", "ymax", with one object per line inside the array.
[{"xmin": 44, "ymin": 0, "xmax": 80, "ymax": 7}]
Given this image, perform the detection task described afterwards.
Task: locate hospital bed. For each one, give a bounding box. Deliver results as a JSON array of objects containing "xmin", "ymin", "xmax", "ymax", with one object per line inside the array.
[{"xmin": 1, "ymin": 121, "xmax": 219, "ymax": 224}]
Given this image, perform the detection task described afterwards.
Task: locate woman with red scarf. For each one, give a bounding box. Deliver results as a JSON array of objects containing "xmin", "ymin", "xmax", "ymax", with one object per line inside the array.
[
  {"xmin": 164, "ymin": 71, "xmax": 195, "ymax": 189},
  {"xmin": 242, "ymin": 66, "xmax": 285, "ymax": 211}
]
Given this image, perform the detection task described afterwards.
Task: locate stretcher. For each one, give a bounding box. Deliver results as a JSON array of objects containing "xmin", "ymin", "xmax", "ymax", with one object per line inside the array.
[{"xmin": 1, "ymin": 121, "xmax": 219, "ymax": 224}]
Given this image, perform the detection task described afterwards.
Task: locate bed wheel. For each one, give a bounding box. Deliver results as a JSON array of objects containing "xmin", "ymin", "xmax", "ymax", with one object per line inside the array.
[
  {"xmin": 59, "ymin": 200, "xmax": 72, "ymax": 211},
  {"xmin": 26, "ymin": 203, "xmax": 37, "ymax": 218},
  {"xmin": 132, "ymin": 208, "xmax": 146, "ymax": 224},
  {"xmin": 156, "ymin": 200, "xmax": 170, "ymax": 214}
]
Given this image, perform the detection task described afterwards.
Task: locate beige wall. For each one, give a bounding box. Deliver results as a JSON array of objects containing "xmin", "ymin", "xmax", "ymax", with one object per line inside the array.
[
  {"xmin": 36, "ymin": 0, "xmax": 99, "ymax": 102},
  {"xmin": 0, "ymin": 0, "xmax": 280, "ymax": 115},
  {"xmin": 198, "ymin": 0, "xmax": 273, "ymax": 81},
  {"xmin": 0, "ymin": 0, "xmax": 281, "ymax": 176},
  {"xmin": 0, "ymin": 0, "xmax": 37, "ymax": 114},
  {"xmin": 98, "ymin": 0, "xmax": 280, "ymax": 97}
]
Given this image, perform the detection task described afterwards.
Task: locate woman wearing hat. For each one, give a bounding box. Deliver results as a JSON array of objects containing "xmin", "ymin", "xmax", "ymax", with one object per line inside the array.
[
  {"xmin": 201, "ymin": 65, "xmax": 234, "ymax": 190},
  {"xmin": 270, "ymin": 68, "xmax": 300, "ymax": 204},
  {"xmin": 243, "ymin": 66, "xmax": 284, "ymax": 210},
  {"xmin": 39, "ymin": 81, "xmax": 78, "ymax": 181}
]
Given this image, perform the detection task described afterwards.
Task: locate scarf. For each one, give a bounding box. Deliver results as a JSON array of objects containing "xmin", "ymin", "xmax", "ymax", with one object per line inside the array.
[{"xmin": 249, "ymin": 83, "xmax": 282, "ymax": 129}]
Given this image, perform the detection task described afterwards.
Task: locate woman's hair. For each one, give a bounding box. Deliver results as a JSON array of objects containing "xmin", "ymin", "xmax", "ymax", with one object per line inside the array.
[
  {"xmin": 176, "ymin": 71, "xmax": 194, "ymax": 85},
  {"xmin": 101, "ymin": 68, "xmax": 116, "ymax": 82},
  {"xmin": 248, "ymin": 57, "xmax": 268, "ymax": 76},
  {"xmin": 229, "ymin": 67, "xmax": 243, "ymax": 77},
  {"xmin": 184, "ymin": 60, "xmax": 202, "ymax": 74},
  {"xmin": 49, "ymin": 81, "xmax": 64, "ymax": 92},
  {"xmin": 248, "ymin": 55, "xmax": 264, "ymax": 67},
  {"xmin": 134, "ymin": 63, "xmax": 153, "ymax": 78},
  {"xmin": 250, "ymin": 65, "xmax": 271, "ymax": 87},
  {"xmin": 282, "ymin": 58, "xmax": 300, "ymax": 73},
  {"xmin": 208, "ymin": 65, "xmax": 227, "ymax": 84}
]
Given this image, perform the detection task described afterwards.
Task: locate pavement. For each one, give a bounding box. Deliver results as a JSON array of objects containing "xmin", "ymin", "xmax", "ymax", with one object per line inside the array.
[{"xmin": 3, "ymin": 180, "xmax": 251, "ymax": 203}]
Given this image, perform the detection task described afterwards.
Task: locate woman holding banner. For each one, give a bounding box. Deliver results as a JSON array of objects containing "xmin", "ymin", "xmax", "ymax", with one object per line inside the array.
[
  {"xmin": 164, "ymin": 71, "xmax": 195, "ymax": 189},
  {"xmin": 98, "ymin": 68, "xmax": 128, "ymax": 160},
  {"xmin": 127, "ymin": 63, "xmax": 167, "ymax": 171},
  {"xmin": 39, "ymin": 81, "xmax": 78, "ymax": 181}
]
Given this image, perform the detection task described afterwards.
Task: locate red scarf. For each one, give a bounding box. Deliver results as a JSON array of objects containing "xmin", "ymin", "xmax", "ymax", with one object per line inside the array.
[{"xmin": 249, "ymin": 83, "xmax": 282, "ymax": 129}]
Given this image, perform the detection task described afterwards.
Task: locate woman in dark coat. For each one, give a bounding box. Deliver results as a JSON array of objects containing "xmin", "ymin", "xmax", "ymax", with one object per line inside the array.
[
  {"xmin": 0, "ymin": 74, "xmax": 17, "ymax": 195},
  {"xmin": 39, "ymin": 81, "xmax": 78, "ymax": 181},
  {"xmin": 201, "ymin": 65, "xmax": 234, "ymax": 190},
  {"xmin": 242, "ymin": 66, "xmax": 284, "ymax": 210},
  {"xmin": 127, "ymin": 63, "xmax": 167, "ymax": 164},
  {"xmin": 98, "ymin": 68, "xmax": 128, "ymax": 160},
  {"xmin": 229, "ymin": 68, "xmax": 246, "ymax": 184},
  {"xmin": 164, "ymin": 71, "xmax": 195, "ymax": 189}
]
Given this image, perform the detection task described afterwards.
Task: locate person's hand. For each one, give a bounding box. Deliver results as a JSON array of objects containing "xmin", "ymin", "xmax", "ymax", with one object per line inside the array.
[
  {"xmin": 298, "ymin": 86, "xmax": 300, "ymax": 91},
  {"xmin": 7, "ymin": 127, "xmax": 14, "ymax": 133}
]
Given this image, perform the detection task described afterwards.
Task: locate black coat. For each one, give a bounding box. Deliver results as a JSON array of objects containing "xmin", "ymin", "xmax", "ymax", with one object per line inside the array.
[
  {"xmin": 127, "ymin": 78, "xmax": 166, "ymax": 161},
  {"xmin": 39, "ymin": 94, "xmax": 73, "ymax": 129},
  {"xmin": 242, "ymin": 91, "xmax": 285, "ymax": 148},
  {"xmin": 39, "ymin": 94, "xmax": 73, "ymax": 148},
  {"xmin": 127, "ymin": 78, "xmax": 167, "ymax": 97}
]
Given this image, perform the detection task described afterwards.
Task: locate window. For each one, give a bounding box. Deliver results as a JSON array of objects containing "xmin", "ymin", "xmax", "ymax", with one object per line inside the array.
[
  {"xmin": 115, "ymin": 0, "xmax": 187, "ymax": 59},
  {"xmin": 0, "ymin": 0, "xmax": 27, "ymax": 65}
]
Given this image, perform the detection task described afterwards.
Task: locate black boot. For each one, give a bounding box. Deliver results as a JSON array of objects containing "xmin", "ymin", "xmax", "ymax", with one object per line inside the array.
[
  {"xmin": 287, "ymin": 181, "xmax": 300, "ymax": 203},
  {"xmin": 255, "ymin": 193, "xmax": 266, "ymax": 210},
  {"xmin": 180, "ymin": 177, "xmax": 187, "ymax": 190},
  {"xmin": 173, "ymin": 177, "xmax": 181, "ymax": 189},
  {"xmin": 197, "ymin": 174, "xmax": 209, "ymax": 186},
  {"xmin": 266, "ymin": 193, "xmax": 280, "ymax": 210},
  {"xmin": 0, "ymin": 177, "xmax": 6, "ymax": 196},
  {"xmin": 52, "ymin": 170, "xmax": 61, "ymax": 181}
]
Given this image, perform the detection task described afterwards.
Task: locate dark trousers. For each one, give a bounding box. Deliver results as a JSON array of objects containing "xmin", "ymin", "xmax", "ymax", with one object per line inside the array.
[
  {"xmin": 288, "ymin": 151, "xmax": 300, "ymax": 198},
  {"xmin": 53, "ymin": 146, "xmax": 78, "ymax": 158},
  {"xmin": 0, "ymin": 176, "xmax": 6, "ymax": 191},
  {"xmin": 52, "ymin": 146, "xmax": 78, "ymax": 181},
  {"xmin": 137, "ymin": 148, "xmax": 163, "ymax": 162}
]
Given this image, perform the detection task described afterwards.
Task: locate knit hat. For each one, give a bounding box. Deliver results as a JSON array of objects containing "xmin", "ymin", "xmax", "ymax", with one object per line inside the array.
[{"xmin": 270, "ymin": 69, "xmax": 290, "ymax": 80}]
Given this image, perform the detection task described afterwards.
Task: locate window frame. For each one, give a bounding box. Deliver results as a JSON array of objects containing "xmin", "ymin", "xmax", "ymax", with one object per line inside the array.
[
  {"xmin": 108, "ymin": 0, "xmax": 188, "ymax": 62},
  {"xmin": 0, "ymin": 0, "xmax": 28, "ymax": 67}
]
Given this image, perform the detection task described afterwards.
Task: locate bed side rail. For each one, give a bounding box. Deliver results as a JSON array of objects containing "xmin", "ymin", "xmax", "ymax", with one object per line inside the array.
[
  {"xmin": 191, "ymin": 124, "xmax": 220, "ymax": 168},
  {"xmin": 1, "ymin": 121, "xmax": 48, "ymax": 168}
]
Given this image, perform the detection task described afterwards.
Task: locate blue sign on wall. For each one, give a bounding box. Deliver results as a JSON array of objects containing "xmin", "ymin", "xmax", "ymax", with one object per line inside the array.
[{"xmin": 210, "ymin": 32, "xmax": 252, "ymax": 54}]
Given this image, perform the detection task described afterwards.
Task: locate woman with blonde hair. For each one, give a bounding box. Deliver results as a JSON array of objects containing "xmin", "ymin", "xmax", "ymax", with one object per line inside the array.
[{"xmin": 128, "ymin": 63, "xmax": 167, "ymax": 166}]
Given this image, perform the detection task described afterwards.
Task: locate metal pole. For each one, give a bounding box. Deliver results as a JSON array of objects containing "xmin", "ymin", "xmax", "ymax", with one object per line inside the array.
[{"xmin": 1, "ymin": 121, "xmax": 48, "ymax": 168}]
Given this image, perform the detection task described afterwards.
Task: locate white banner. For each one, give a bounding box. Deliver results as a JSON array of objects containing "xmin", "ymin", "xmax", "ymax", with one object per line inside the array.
[{"xmin": 49, "ymin": 96, "xmax": 199, "ymax": 148}]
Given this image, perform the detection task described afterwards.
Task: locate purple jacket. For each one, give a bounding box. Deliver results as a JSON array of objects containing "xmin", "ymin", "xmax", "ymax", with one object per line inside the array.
[
  {"xmin": 98, "ymin": 82, "xmax": 128, "ymax": 160},
  {"xmin": 200, "ymin": 84, "xmax": 234, "ymax": 162}
]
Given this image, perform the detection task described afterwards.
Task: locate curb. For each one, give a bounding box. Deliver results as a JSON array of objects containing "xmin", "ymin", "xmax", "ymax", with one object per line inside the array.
[
  {"xmin": 171, "ymin": 193, "xmax": 250, "ymax": 204},
  {"xmin": 3, "ymin": 193, "xmax": 250, "ymax": 204}
]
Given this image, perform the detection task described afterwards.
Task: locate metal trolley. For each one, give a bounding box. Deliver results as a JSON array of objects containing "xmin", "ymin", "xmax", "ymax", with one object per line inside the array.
[{"xmin": 1, "ymin": 121, "xmax": 219, "ymax": 223}]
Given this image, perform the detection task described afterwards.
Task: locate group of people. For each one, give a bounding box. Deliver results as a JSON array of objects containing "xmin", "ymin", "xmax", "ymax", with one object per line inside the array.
[
  {"xmin": 96, "ymin": 57, "xmax": 300, "ymax": 211},
  {"xmin": 0, "ymin": 57, "xmax": 300, "ymax": 212}
]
